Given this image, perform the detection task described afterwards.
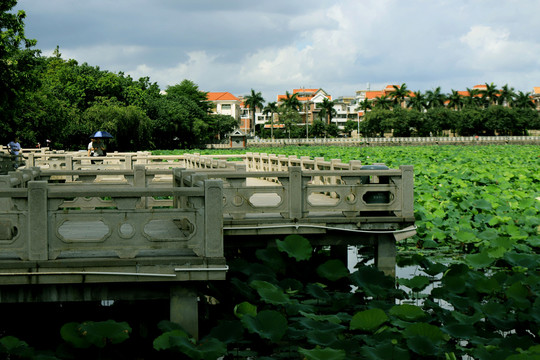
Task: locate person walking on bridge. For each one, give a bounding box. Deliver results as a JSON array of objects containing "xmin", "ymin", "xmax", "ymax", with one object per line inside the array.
[{"xmin": 7, "ymin": 136, "xmax": 22, "ymax": 169}]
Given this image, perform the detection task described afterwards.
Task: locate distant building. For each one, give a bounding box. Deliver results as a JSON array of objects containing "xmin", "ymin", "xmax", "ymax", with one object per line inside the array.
[
  {"xmin": 206, "ymin": 92, "xmax": 241, "ymax": 121},
  {"xmin": 276, "ymin": 88, "xmax": 332, "ymax": 127},
  {"xmin": 533, "ymin": 87, "xmax": 540, "ymax": 111}
]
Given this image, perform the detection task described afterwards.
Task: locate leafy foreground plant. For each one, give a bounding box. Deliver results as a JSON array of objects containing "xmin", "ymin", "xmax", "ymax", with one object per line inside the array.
[
  {"xmin": 1, "ymin": 234, "xmax": 538, "ymax": 359},
  {"xmin": 152, "ymin": 235, "xmax": 540, "ymax": 359}
]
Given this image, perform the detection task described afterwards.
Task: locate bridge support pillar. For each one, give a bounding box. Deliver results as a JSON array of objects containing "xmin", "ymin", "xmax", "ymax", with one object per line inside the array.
[
  {"xmin": 170, "ymin": 286, "xmax": 199, "ymax": 340},
  {"xmin": 375, "ymin": 234, "xmax": 396, "ymax": 278}
]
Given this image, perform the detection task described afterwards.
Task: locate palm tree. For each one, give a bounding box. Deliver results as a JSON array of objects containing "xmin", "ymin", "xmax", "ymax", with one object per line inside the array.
[
  {"xmin": 317, "ymin": 97, "xmax": 337, "ymax": 125},
  {"xmin": 372, "ymin": 94, "xmax": 393, "ymax": 110},
  {"xmin": 407, "ymin": 91, "xmax": 427, "ymax": 111},
  {"xmin": 447, "ymin": 90, "xmax": 463, "ymax": 111},
  {"xmin": 243, "ymin": 89, "xmax": 265, "ymax": 135},
  {"xmin": 481, "ymin": 82, "xmax": 499, "ymax": 107},
  {"xmin": 425, "ymin": 87, "xmax": 446, "ymax": 108},
  {"xmin": 498, "ymin": 84, "xmax": 515, "ymax": 106},
  {"xmin": 390, "ymin": 83, "xmax": 409, "ymax": 108},
  {"xmin": 280, "ymin": 91, "xmax": 301, "ymax": 112},
  {"xmin": 262, "ymin": 101, "xmax": 278, "ymax": 139},
  {"xmin": 511, "ymin": 91, "xmax": 535, "ymax": 109},
  {"xmin": 356, "ymin": 99, "xmax": 372, "ymax": 113},
  {"xmin": 463, "ymin": 87, "xmax": 481, "ymax": 108}
]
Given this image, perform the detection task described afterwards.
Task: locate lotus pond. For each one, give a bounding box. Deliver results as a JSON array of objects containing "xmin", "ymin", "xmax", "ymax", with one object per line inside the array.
[
  {"xmin": 153, "ymin": 144, "xmax": 540, "ymax": 359},
  {"xmin": 3, "ymin": 145, "xmax": 538, "ymax": 359}
]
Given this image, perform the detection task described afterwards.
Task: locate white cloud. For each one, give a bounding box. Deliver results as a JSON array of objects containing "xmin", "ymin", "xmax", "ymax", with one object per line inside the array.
[
  {"xmin": 16, "ymin": 0, "xmax": 540, "ymax": 99},
  {"xmin": 459, "ymin": 25, "xmax": 540, "ymax": 71}
]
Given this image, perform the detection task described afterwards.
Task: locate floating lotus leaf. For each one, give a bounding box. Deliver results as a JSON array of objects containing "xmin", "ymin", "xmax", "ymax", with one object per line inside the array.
[
  {"xmin": 398, "ymin": 275, "xmax": 430, "ymax": 292},
  {"xmin": 298, "ymin": 346, "xmax": 346, "ymax": 360},
  {"xmin": 350, "ymin": 308, "xmax": 388, "ymax": 332},
  {"xmin": 361, "ymin": 342, "xmax": 410, "ymax": 360},
  {"xmin": 465, "ymin": 251, "xmax": 495, "ymax": 269},
  {"xmin": 299, "ymin": 311, "xmax": 343, "ymax": 324},
  {"xmin": 159, "ymin": 335, "xmax": 227, "ymax": 360},
  {"xmin": 62, "ymin": 320, "xmax": 131, "ymax": 349},
  {"xmin": 403, "ymin": 322, "xmax": 446, "ymax": 343},
  {"xmin": 306, "ymin": 329, "xmax": 339, "ymax": 347},
  {"xmin": 389, "ymin": 304, "xmax": 426, "ymax": 321},
  {"xmin": 316, "ymin": 259, "xmax": 349, "ymax": 281},
  {"xmin": 504, "ymin": 252, "xmax": 539, "ymax": 270},
  {"xmin": 241, "ymin": 310, "xmax": 287, "ymax": 343},
  {"xmin": 305, "ymin": 283, "xmax": 331, "ymax": 300},
  {"xmin": 153, "ymin": 330, "xmax": 188, "ymax": 351}
]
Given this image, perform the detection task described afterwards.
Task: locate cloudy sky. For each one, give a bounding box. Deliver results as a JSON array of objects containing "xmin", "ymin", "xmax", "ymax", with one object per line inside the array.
[{"xmin": 14, "ymin": 0, "xmax": 540, "ymax": 102}]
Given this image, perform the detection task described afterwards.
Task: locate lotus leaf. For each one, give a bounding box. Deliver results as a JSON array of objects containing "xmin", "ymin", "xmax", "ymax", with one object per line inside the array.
[
  {"xmin": 298, "ymin": 346, "xmax": 346, "ymax": 360},
  {"xmin": 350, "ymin": 308, "xmax": 388, "ymax": 332},
  {"xmin": 276, "ymin": 234, "xmax": 313, "ymax": 261},
  {"xmin": 241, "ymin": 310, "xmax": 287, "ymax": 342}
]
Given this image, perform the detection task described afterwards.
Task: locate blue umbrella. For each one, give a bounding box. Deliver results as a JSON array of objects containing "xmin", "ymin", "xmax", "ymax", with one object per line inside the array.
[{"xmin": 90, "ymin": 131, "xmax": 114, "ymax": 139}]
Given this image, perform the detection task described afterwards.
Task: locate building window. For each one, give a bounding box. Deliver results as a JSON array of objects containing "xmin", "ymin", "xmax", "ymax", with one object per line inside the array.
[{"xmin": 221, "ymin": 104, "xmax": 231, "ymax": 109}]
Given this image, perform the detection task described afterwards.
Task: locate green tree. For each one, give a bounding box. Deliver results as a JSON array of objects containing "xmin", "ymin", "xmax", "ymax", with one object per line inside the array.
[
  {"xmin": 262, "ymin": 101, "xmax": 278, "ymax": 139},
  {"xmin": 372, "ymin": 94, "xmax": 393, "ymax": 110},
  {"xmin": 344, "ymin": 119, "xmax": 358, "ymax": 136},
  {"xmin": 317, "ymin": 97, "xmax": 337, "ymax": 125},
  {"xmin": 310, "ymin": 119, "xmax": 326, "ymax": 138},
  {"xmin": 243, "ymin": 89, "xmax": 265, "ymax": 136},
  {"xmin": 407, "ymin": 91, "xmax": 427, "ymax": 111},
  {"xmin": 390, "ymin": 83, "xmax": 409, "ymax": 108},
  {"xmin": 207, "ymin": 114, "xmax": 237, "ymax": 142},
  {"xmin": 391, "ymin": 107, "xmax": 415, "ymax": 137},
  {"xmin": 82, "ymin": 98, "xmax": 151, "ymax": 151},
  {"xmin": 147, "ymin": 80, "xmax": 212, "ymax": 149},
  {"xmin": 0, "ymin": 0, "xmax": 40, "ymax": 143},
  {"xmin": 480, "ymin": 82, "xmax": 499, "ymax": 107},
  {"xmin": 360, "ymin": 109, "xmax": 393, "ymax": 137},
  {"xmin": 463, "ymin": 87, "xmax": 481, "ymax": 108},
  {"xmin": 497, "ymin": 84, "xmax": 515, "ymax": 106},
  {"xmin": 356, "ymin": 99, "xmax": 372, "ymax": 113},
  {"xmin": 425, "ymin": 87, "xmax": 446, "ymax": 108},
  {"xmin": 511, "ymin": 91, "xmax": 535, "ymax": 109},
  {"xmin": 278, "ymin": 106, "xmax": 301, "ymax": 138},
  {"xmin": 279, "ymin": 91, "xmax": 301, "ymax": 112},
  {"xmin": 423, "ymin": 107, "xmax": 457, "ymax": 136},
  {"xmin": 447, "ymin": 90, "xmax": 463, "ymax": 110},
  {"xmin": 484, "ymin": 105, "xmax": 516, "ymax": 135},
  {"xmin": 455, "ymin": 107, "xmax": 485, "ymax": 136},
  {"xmin": 166, "ymin": 80, "xmax": 211, "ymax": 114}
]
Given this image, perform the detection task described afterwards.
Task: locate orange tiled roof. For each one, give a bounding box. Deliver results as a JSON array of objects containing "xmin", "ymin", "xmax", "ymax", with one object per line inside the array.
[
  {"xmin": 207, "ymin": 92, "xmax": 240, "ymax": 101},
  {"xmin": 473, "ymin": 84, "xmax": 487, "ymax": 90},
  {"xmin": 293, "ymin": 88, "xmax": 319, "ymax": 94},
  {"xmin": 533, "ymin": 87, "xmax": 540, "ymax": 94},
  {"xmin": 277, "ymin": 89, "xmax": 332, "ymax": 102},
  {"xmin": 365, "ymin": 91, "xmax": 384, "ymax": 100}
]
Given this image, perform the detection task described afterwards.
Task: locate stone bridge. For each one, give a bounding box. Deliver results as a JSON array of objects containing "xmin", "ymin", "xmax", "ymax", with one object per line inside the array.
[{"xmin": 0, "ymin": 151, "xmax": 415, "ymax": 338}]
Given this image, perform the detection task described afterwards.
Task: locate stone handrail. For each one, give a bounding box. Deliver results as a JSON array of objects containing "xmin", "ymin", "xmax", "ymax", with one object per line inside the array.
[
  {"xmin": 18, "ymin": 151, "xmax": 239, "ymax": 172},
  {"xmin": 246, "ymin": 135, "xmax": 540, "ymax": 146},
  {"xmin": 0, "ymin": 166, "xmax": 224, "ymax": 271},
  {"xmin": 178, "ymin": 165, "xmax": 414, "ymax": 223}
]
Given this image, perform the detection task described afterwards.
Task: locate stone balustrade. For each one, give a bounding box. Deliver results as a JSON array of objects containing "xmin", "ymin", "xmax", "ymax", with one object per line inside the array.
[{"xmin": 0, "ymin": 166, "xmax": 225, "ymax": 283}]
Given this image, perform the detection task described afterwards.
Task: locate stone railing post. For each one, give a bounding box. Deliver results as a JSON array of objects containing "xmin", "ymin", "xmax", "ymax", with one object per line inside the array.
[
  {"xmin": 288, "ymin": 166, "xmax": 302, "ymax": 220},
  {"xmin": 134, "ymin": 165, "xmax": 147, "ymax": 209},
  {"xmin": 204, "ymin": 179, "xmax": 223, "ymax": 258},
  {"xmin": 400, "ymin": 165, "xmax": 414, "ymax": 219},
  {"xmin": 28, "ymin": 181, "xmax": 48, "ymax": 260},
  {"xmin": 26, "ymin": 153, "xmax": 35, "ymax": 167}
]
